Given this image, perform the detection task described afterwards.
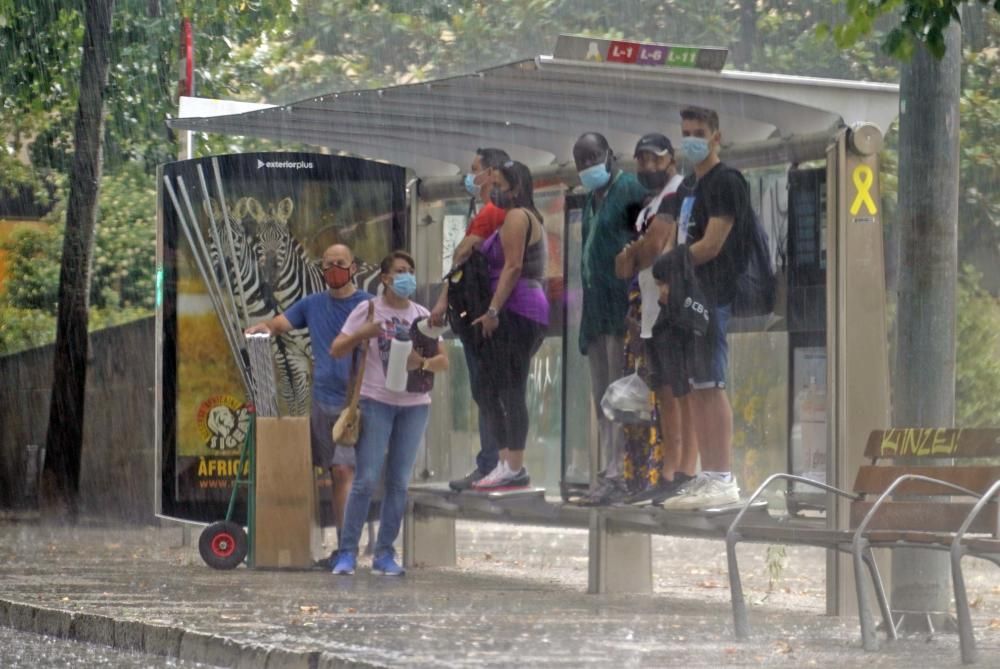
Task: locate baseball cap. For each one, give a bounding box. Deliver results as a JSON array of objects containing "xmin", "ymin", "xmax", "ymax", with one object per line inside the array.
[{"xmin": 634, "ymin": 133, "xmax": 674, "ymax": 157}]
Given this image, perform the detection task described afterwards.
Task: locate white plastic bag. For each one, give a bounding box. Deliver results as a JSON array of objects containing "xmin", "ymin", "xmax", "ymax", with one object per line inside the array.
[{"xmin": 600, "ymin": 372, "xmax": 653, "ymax": 424}]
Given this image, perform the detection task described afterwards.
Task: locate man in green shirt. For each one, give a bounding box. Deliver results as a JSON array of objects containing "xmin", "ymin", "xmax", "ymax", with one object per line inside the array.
[{"xmin": 573, "ymin": 132, "xmax": 648, "ymax": 504}]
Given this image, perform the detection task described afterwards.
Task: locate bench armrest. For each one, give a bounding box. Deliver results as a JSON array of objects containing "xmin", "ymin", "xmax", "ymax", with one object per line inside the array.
[
  {"xmin": 852, "ymin": 474, "xmax": 982, "ymax": 548},
  {"xmin": 952, "ymin": 478, "xmax": 1000, "ymax": 549},
  {"xmin": 727, "ymin": 473, "xmax": 857, "ymax": 540}
]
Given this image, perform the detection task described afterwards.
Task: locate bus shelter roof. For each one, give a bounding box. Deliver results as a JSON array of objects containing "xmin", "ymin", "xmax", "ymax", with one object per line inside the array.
[{"xmin": 170, "ymin": 55, "xmax": 899, "ymax": 178}]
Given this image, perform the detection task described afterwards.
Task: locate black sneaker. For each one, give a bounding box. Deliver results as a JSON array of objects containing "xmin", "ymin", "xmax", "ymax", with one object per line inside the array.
[
  {"xmin": 579, "ymin": 476, "xmax": 627, "ymax": 506},
  {"xmin": 650, "ymin": 473, "xmax": 695, "ymax": 506},
  {"xmin": 625, "ymin": 473, "xmax": 694, "ymax": 505},
  {"xmin": 449, "ymin": 468, "xmax": 486, "ymax": 491}
]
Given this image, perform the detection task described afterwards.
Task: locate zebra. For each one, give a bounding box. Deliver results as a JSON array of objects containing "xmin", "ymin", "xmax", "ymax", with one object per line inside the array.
[
  {"xmin": 221, "ymin": 195, "xmax": 396, "ymax": 415},
  {"xmin": 204, "ymin": 196, "xmax": 312, "ymax": 416}
]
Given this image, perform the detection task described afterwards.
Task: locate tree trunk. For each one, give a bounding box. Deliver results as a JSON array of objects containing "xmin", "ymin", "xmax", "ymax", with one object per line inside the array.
[
  {"xmin": 891, "ymin": 22, "xmax": 961, "ymax": 630},
  {"xmin": 42, "ymin": 0, "xmax": 116, "ymax": 520},
  {"xmin": 733, "ymin": 0, "xmax": 757, "ymax": 68},
  {"xmin": 962, "ymin": 2, "xmax": 986, "ymax": 52}
]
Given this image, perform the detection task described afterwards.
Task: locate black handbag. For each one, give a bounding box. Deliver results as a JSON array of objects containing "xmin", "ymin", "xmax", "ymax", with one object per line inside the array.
[{"xmin": 444, "ymin": 249, "xmax": 492, "ymax": 347}]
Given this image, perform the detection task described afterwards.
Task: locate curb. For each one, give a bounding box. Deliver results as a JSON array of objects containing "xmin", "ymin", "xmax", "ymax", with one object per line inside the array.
[{"xmin": 0, "ymin": 597, "xmax": 384, "ymax": 669}]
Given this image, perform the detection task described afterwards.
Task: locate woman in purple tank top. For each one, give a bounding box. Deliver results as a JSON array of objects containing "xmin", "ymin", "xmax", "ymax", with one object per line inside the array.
[{"xmin": 469, "ymin": 161, "xmax": 550, "ymax": 490}]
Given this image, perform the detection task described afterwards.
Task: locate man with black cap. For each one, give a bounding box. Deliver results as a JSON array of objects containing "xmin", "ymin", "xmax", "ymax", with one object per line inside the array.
[
  {"xmin": 572, "ymin": 131, "xmax": 648, "ymax": 505},
  {"xmin": 615, "ymin": 133, "xmax": 699, "ymax": 505}
]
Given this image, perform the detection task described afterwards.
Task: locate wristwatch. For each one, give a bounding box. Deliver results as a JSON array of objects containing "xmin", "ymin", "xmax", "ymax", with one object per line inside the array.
[
  {"xmin": 419, "ymin": 357, "xmax": 429, "ymax": 372},
  {"xmin": 486, "ymin": 307, "xmax": 500, "ymax": 319}
]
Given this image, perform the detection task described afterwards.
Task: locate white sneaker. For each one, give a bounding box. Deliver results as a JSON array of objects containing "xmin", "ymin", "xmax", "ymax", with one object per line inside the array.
[
  {"xmin": 661, "ymin": 476, "xmax": 739, "ymax": 510},
  {"xmin": 472, "ymin": 461, "xmax": 530, "ymax": 490}
]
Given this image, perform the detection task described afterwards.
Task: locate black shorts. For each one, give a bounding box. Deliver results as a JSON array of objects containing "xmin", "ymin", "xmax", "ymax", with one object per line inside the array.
[
  {"xmin": 644, "ymin": 333, "xmax": 689, "ymax": 398},
  {"xmin": 646, "ymin": 303, "xmax": 730, "ymax": 397}
]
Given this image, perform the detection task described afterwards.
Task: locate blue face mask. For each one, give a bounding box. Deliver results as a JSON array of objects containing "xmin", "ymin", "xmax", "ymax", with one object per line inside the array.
[
  {"xmin": 681, "ymin": 136, "xmax": 711, "ymax": 165},
  {"xmin": 392, "ymin": 272, "xmax": 417, "ymax": 299},
  {"xmin": 464, "ymin": 172, "xmax": 479, "ymax": 197},
  {"xmin": 578, "ymin": 161, "xmax": 611, "ymax": 192}
]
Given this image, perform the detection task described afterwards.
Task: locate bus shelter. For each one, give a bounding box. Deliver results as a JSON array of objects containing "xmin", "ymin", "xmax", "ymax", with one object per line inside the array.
[{"xmin": 164, "ymin": 36, "xmax": 899, "ymax": 613}]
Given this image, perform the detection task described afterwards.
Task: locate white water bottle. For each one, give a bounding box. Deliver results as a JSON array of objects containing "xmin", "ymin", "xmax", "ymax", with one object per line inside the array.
[{"xmin": 385, "ymin": 327, "xmax": 413, "ymax": 392}]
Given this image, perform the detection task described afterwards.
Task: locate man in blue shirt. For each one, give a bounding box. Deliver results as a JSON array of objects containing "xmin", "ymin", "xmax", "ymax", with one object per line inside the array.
[{"xmin": 246, "ymin": 244, "xmax": 372, "ymax": 543}]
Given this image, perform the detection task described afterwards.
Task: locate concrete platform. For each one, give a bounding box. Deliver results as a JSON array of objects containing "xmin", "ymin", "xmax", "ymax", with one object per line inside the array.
[{"xmin": 1, "ymin": 519, "xmax": 998, "ymax": 667}]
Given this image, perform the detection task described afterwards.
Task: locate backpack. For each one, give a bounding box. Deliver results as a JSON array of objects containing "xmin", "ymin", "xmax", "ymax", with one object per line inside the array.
[
  {"xmin": 729, "ymin": 169, "xmax": 776, "ymax": 318},
  {"xmin": 445, "ymin": 249, "xmax": 492, "ymax": 346}
]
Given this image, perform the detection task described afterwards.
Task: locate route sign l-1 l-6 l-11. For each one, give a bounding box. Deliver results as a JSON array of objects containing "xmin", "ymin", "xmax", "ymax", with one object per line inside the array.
[{"xmin": 553, "ymin": 34, "xmax": 728, "ymax": 72}]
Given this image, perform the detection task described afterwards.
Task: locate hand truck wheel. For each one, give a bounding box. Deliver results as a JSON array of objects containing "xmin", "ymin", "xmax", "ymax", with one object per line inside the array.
[{"xmin": 199, "ymin": 520, "xmax": 248, "ymax": 570}]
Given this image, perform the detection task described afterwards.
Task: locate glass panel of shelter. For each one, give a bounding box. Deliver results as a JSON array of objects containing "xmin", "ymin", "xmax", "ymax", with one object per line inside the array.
[{"xmin": 421, "ymin": 161, "xmax": 830, "ymax": 506}]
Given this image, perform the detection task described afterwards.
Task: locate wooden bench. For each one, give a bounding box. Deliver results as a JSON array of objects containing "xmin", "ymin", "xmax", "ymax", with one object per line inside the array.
[
  {"xmin": 404, "ymin": 483, "xmax": 768, "ymax": 594},
  {"xmin": 725, "ymin": 428, "xmax": 1000, "ymax": 663}
]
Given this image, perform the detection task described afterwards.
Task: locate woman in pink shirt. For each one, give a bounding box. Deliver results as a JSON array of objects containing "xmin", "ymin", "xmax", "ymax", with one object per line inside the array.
[{"xmin": 329, "ymin": 251, "xmax": 448, "ymax": 576}]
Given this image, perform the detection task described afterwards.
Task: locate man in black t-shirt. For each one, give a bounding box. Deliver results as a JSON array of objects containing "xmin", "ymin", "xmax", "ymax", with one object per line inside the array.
[{"xmin": 654, "ymin": 106, "xmax": 754, "ymax": 510}]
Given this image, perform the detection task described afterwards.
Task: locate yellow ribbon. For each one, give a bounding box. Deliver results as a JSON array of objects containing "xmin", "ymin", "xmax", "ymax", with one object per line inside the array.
[{"xmin": 850, "ymin": 164, "xmax": 878, "ymax": 216}]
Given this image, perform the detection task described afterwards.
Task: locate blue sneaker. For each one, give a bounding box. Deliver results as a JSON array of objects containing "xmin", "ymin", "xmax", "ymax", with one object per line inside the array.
[
  {"xmin": 371, "ymin": 553, "xmax": 405, "ymax": 576},
  {"xmin": 331, "ymin": 552, "xmax": 356, "ymax": 575}
]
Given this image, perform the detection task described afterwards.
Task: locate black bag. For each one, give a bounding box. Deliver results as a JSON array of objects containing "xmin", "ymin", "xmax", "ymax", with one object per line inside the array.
[
  {"xmin": 732, "ymin": 204, "xmax": 777, "ymax": 318},
  {"xmin": 445, "ymin": 249, "xmax": 492, "ymax": 344}
]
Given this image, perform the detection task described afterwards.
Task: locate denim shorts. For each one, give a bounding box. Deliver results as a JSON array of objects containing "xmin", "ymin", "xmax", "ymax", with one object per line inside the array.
[{"xmin": 689, "ymin": 302, "xmax": 730, "ymax": 391}]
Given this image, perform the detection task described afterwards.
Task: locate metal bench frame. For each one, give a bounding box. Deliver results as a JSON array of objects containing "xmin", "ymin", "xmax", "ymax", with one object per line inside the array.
[
  {"xmin": 727, "ymin": 471, "xmax": 1000, "ymax": 663},
  {"xmin": 726, "ymin": 473, "xmax": 895, "ymax": 651}
]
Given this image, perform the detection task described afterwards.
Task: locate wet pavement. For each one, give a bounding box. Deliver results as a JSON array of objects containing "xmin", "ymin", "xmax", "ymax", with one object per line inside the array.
[{"xmin": 0, "ymin": 518, "xmax": 998, "ymax": 667}]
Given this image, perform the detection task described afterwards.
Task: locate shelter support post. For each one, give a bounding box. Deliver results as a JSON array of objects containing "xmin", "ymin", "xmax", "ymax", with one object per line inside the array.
[
  {"xmin": 587, "ymin": 510, "xmax": 653, "ymax": 594},
  {"xmin": 403, "ymin": 503, "xmax": 456, "ymax": 569},
  {"xmin": 826, "ymin": 125, "xmax": 892, "ymax": 617}
]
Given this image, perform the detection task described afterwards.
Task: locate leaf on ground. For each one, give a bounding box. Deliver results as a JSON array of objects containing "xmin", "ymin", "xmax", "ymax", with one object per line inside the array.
[
  {"xmin": 299, "ymin": 605, "xmax": 319, "ymax": 613},
  {"xmin": 774, "ymin": 640, "xmax": 793, "ymax": 654},
  {"xmin": 988, "ymin": 619, "xmax": 1000, "ymax": 630},
  {"xmin": 696, "ymin": 579, "xmax": 724, "ymax": 589}
]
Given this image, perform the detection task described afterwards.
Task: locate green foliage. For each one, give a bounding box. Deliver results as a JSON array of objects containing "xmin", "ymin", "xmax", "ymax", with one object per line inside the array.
[
  {"xmin": 765, "ymin": 545, "xmax": 788, "ymax": 593},
  {"xmin": 956, "ymin": 265, "xmax": 1000, "ymax": 427},
  {"xmin": 958, "ymin": 15, "xmax": 1000, "ymax": 263},
  {"xmin": 0, "ymin": 226, "xmax": 61, "ymax": 311},
  {"xmin": 0, "ymin": 167, "xmax": 156, "ymax": 354},
  {"xmin": 43, "ymin": 167, "xmax": 159, "ymax": 312},
  {"xmin": 826, "ymin": 0, "xmax": 1000, "ymax": 58},
  {"xmin": 0, "ymin": 305, "xmax": 56, "ymax": 354}
]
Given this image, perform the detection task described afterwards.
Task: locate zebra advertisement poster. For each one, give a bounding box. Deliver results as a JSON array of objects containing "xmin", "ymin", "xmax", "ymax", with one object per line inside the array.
[{"xmin": 158, "ymin": 152, "xmax": 406, "ymax": 521}]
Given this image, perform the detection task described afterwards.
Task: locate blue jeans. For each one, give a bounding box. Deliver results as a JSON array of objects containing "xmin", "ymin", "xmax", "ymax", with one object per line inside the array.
[
  {"xmin": 339, "ymin": 398, "xmax": 430, "ymax": 558},
  {"xmin": 463, "ymin": 341, "xmax": 498, "ymax": 474}
]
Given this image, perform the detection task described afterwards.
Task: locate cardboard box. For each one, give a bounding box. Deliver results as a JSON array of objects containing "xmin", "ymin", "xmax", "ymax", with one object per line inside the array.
[{"xmin": 254, "ymin": 416, "xmax": 315, "ymax": 568}]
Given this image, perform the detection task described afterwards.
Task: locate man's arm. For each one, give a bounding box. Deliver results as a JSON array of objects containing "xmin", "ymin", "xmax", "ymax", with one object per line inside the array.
[
  {"xmin": 688, "ymin": 215, "xmax": 734, "ymax": 266},
  {"xmin": 615, "ymin": 214, "xmax": 677, "ymax": 278},
  {"xmin": 430, "ymin": 233, "xmax": 486, "ymax": 326},
  {"xmin": 244, "ymin": 314, "xmax": 294, "ymax": 336},
  {"xmin": 450, "ymin": 233, "xmax": 486, "ymax": 268}
]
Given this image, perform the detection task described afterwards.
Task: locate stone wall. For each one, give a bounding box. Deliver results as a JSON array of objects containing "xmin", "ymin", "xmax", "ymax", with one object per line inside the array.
[{"xmin": 0, "ymin": 317, "xmax": 155, "ymax": 521}]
